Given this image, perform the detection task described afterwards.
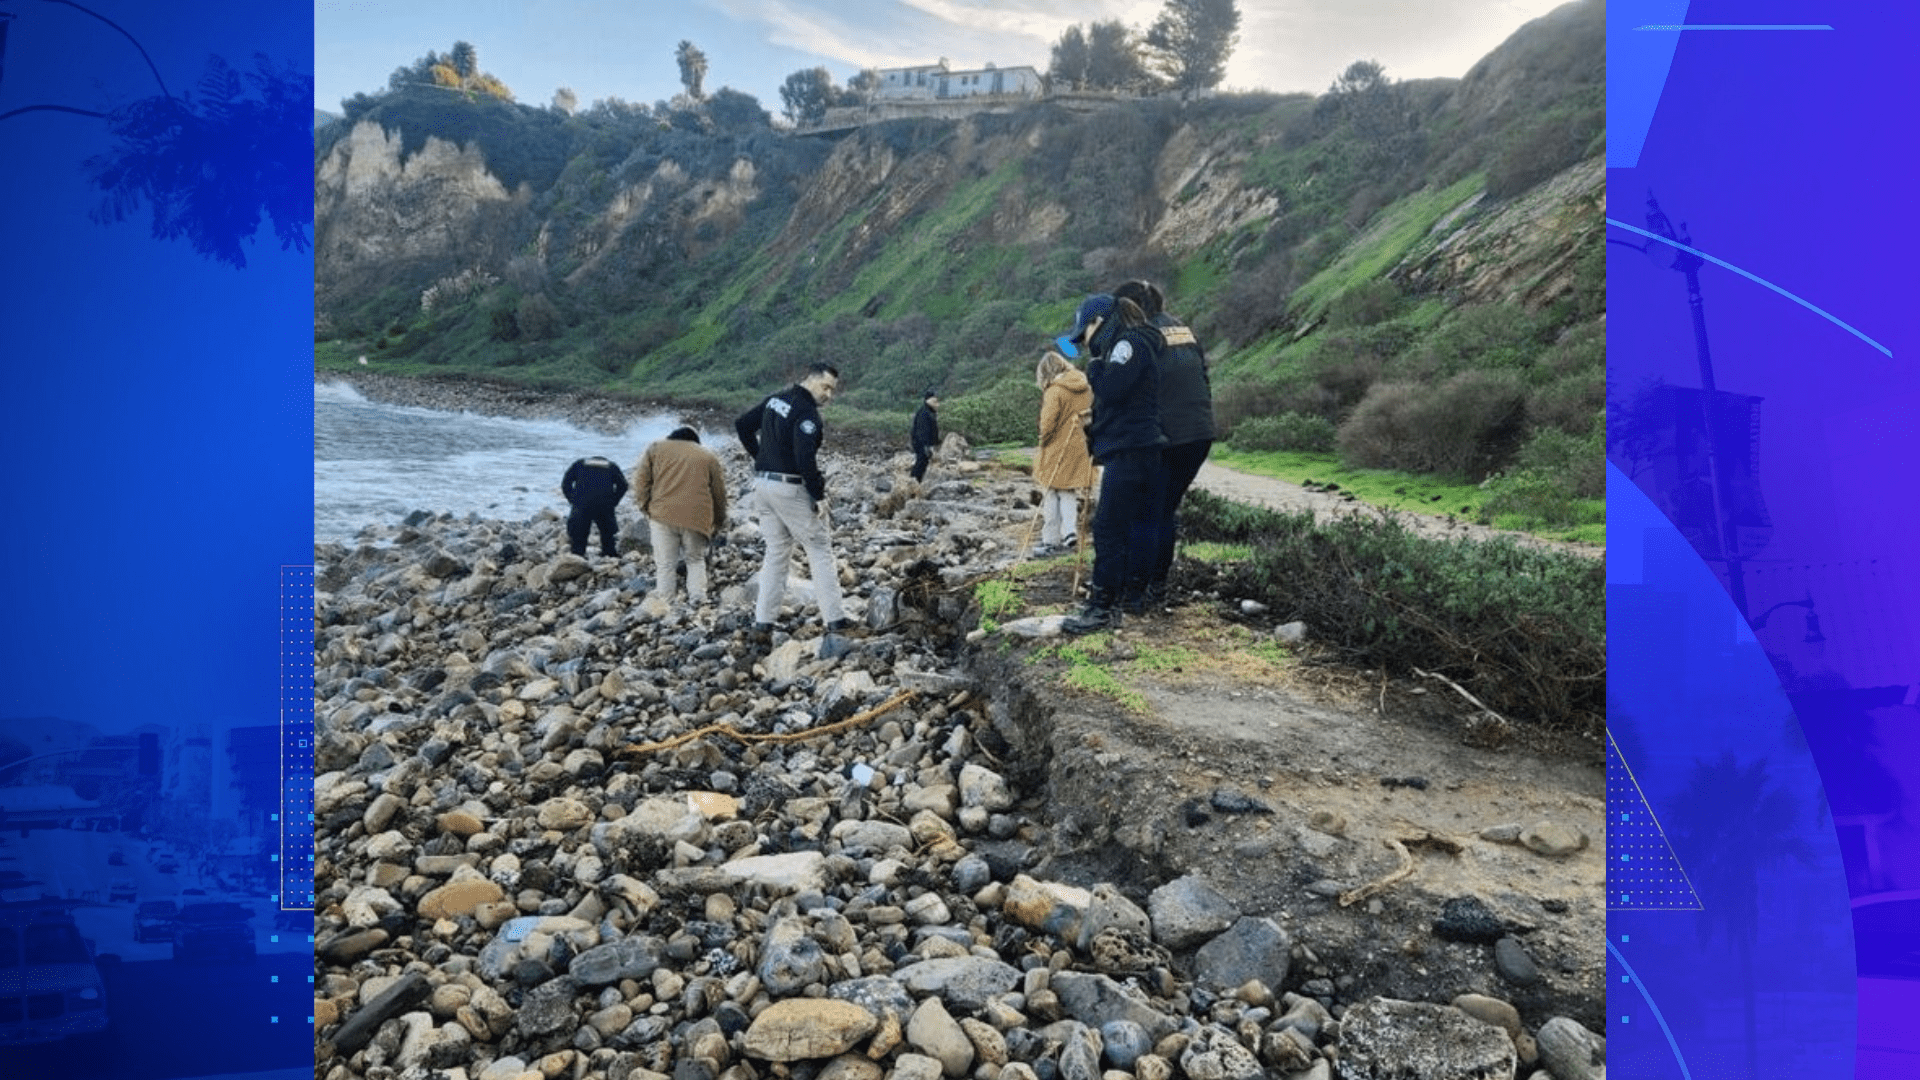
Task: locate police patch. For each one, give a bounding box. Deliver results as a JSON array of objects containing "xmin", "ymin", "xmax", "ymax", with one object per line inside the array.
[
  {"xmin": 1110, "ymin": 340, "xmax": 1134, "ymax": 365},
  {"xmin": 801, "ymin": 420, "xmax": 818, "ymax": 435}
]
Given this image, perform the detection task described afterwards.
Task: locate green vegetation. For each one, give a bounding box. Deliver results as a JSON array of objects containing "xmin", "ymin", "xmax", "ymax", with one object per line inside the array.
[
  {"xmin": 1286, "ymin": 172, "xmax": 1485, "ymax": 321},
  {"xmin": 1210, "ymin": 447, "xmax": 1489, "ymax": 515},
  {"xmin": 973, "ymin": 578, "xmax": 1025, "ymax": 635},
  {"xmin": 317, "ymin": 0, "xmax": 1604, "ymax": 509},
  {"xmin": 1184, "ymin": 541, "xmax": 1252, "ymax": 563},
  {"xmin": 1180, "ymin": 488, "xmax": 1602, "ymax": 736}
]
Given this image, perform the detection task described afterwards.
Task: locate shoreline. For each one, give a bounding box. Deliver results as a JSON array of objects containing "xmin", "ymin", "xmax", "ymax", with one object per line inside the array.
[{"xmin": 315, "ymin": 369, "xmax": 907, "ymax": 459}]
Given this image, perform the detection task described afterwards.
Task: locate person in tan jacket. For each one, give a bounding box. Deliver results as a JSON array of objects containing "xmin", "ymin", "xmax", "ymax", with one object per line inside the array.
[
  {"xmin": 1032, "ymin": 351, "xmax": 1096, "ymax": 556},
  {"xmin": 630, "ymin": 426, "xmax": 729, "ymax": 604}
]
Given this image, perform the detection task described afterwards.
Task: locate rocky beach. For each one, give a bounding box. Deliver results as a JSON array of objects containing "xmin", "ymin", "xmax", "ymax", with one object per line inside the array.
[{"xmin": 313, "ymin": 376, "xmax": 1607, "ymax": 1080}]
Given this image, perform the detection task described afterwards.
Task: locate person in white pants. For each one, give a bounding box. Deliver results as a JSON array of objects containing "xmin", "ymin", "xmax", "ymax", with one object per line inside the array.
[
  {"xmin": 1033, "ymin": 350, "xmax": 1096, "ymax": 556},
  {"xmin": 734, "ymin": 363, "xmax": 853, "ymax": 633},
  {"xmin": 751, "ymin": 474, "xmax": 846, "ymax": 627}
]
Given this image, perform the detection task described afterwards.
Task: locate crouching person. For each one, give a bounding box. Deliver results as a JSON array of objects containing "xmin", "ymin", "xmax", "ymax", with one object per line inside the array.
[
  {"xmin": 631, "ymin": 426, "xmax": 728, "ymax": 605},
  {"xmin": 561, "ymin": 455, "xmax": 628, "ymax": 557}
]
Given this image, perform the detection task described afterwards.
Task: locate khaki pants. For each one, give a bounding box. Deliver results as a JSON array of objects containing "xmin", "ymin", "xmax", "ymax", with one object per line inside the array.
[
  {"xmin": 648, "ymin": 520, "xmax": 710, "ymax": 602},
  {"xmin": 752, "ymin": 478, "xmax": 845, "ymax": 625}
]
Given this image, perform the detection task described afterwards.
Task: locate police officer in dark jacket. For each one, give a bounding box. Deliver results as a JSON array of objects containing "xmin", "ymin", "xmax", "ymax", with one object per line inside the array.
[
  {"xmin": 1061, "ymin": 293, "xmax": 1166, "ymax": 634},
  {"xmin": 909, "ymin": 389, "xmax": 941, "ymax": 483},
  {"xmin": 1113, "ymin": 279, "xmax": 1215, "ymax": 611},
  {"xmin": 561, "ymin": 456, "xmax": 629, "ymax": 557},
  {"xmin": 735, "ymin": 363, "xmax": 852, "ymax": 633}
]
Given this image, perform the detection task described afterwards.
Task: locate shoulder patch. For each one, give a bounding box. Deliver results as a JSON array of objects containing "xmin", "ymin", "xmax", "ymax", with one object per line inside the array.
[
  {"xmin": 801, "ymin": 419, "xmax": 818, "ymax": 435},
  {"xmin": 1110, "ymin": 340, "xmax": 1134, "ymax": 365}
]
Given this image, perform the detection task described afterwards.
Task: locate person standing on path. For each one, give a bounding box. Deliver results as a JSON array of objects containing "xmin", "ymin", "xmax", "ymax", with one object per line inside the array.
[
  {"xmin": 1059, "ymin": 293, "xmax": 1166, "ymax": 634},
  {"xmin": 734, "ymin": 363, "xmax": 853, "ymax": 634},
  {"xmin": 1032, "ymin": 351, "xmax": 1095, "ymax": 556},
  {"xmin": 630, "ymin": 426, "xmax": 729, "ymax": 605},
  {"xmin": 909, "ymin": 389, "xmax": 941, "ymax": 485},
  {"xmin": 560, "ymin": 455, "xmax": 628, "ymax": 558},
  {"xmin": 1113, "ymin": 279, "xmax": 1214, "ymax": 611}
]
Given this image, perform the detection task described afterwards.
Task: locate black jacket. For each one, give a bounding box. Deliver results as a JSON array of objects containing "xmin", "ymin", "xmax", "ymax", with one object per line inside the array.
[
  {"xmin": 911, "ymin": 402, "xmax": 940, "ymax": 455},
  {"xmin": 1151, "ymin": 312, "xmax": 1215, "ymax": 446},
  {"xmin": 736, "ymin": 385, "xmax": 828, "ymax": 501},
  {"xmin": 561, "ymin": 457, "xmax": 628, "ymax": 508},
  {"xmin": 1086, "ymin": 324, "xmax": 1165, "ymax": 462}
]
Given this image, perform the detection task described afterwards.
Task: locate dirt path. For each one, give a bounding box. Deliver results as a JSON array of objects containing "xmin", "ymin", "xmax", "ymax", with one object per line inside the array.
[{"xmin": 1191, "ymin": 461, "xmax": 1604, "ymax": 558}]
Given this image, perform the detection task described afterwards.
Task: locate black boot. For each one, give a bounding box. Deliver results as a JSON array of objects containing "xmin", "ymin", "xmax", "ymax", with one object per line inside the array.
[
  {"xmin": 1144, "ymin": 577, "xmax": 1170, "ymax": 610},
  {"xmin": 1062, "ymin": 596, "xmax": 1119, "ymax": 634}
]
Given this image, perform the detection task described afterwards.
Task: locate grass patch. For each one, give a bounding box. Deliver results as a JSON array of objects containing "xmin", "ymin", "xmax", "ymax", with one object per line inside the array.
[
  {"xmin": 1131, "ymin": 644, "xmax": 1200, "ymax": 673},
  {"xmin": 1286, "ymin": 172, "xmax": 1486, "ymax": 321},
  {"xmin": 1034, "ymin": 633, "xmax": 1150, "ymax": 713},
  {"xmin": 817, "ymin": 159, "xmax": 1023, "ymax": 322},
  {"xmin": 1209, "ymin": 447, "xmax": 1494, "ymax": 520},
  {"xmin": 1064, "ymin": 664, "xmax": 1148, "ymax": 713},
  {"xmin": 1185, "ymin": 542, "xmax": 1253, "ymax": 564},
  {"xmin": 973, "ymin": 578, "xmax": 1025, "ymax": 634},
  {"xmin": 1486, "ymin": 506, "xmax": 1605, "ymax": 546}
]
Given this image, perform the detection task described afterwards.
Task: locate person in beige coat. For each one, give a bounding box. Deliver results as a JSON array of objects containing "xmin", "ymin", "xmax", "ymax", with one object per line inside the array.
[
  {"xmin": 630, "ymin": 426, "xmax": 729, "ymax": 604},
  {"xmin": 1033, "ymin": 351, "xmax": 1096, "ymax": 556}
]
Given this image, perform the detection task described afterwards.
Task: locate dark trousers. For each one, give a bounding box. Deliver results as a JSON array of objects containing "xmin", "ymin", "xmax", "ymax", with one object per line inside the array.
[
  {"xmin": 1150, "ymin": 439, "xmax": 1213, "ymax": 588},
  {"xmin": 567, "ymin": 502, "xmax": 619, "ymax": 556},
  {"xmin": 910, "ymin": 447, "xmax": 932, "ymax": 482},
  {"xmin": 1090, "ymin": 447, "xmax": 1166, "ymax": 605}
]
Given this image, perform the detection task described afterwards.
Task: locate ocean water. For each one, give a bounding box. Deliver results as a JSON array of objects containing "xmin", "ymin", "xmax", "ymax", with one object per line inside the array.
[{"xmin": 313, "ymin": 381, "xmax": 681, "ymax": 544}]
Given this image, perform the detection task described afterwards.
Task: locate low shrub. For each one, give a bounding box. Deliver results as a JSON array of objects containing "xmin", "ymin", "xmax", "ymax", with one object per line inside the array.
[
  {"xmin": 1229, "ymin": 411, "xmax": 1336, "ymax": 453},
  {"xmin": 1478, "ymin": 420, "xmax": 1604, "ymax": 526},
  {"xmin": 1337, "ymin": 370, "xmax": 1528, "ymax": 479},
  {"xmin": 941, "ymin": 375, "xmax": 1042, "ymax": 446}
]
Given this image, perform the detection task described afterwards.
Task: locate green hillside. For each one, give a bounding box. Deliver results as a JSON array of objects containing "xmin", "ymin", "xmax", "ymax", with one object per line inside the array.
[{"xmin": 316, "ymin": 0, "xmax": 1604, "ymax": 532}]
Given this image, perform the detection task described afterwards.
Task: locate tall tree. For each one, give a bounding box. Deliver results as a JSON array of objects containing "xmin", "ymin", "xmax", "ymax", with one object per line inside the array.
[
  {"xmin": 1322, "ymin": 59, "xmax": 1417, "ymax": 167},
  {"xmin": 449, "ymin": 40, "xmax": 478, "ymax": 80},
  {"xmin": 1144, "ymin": 0, "xmax": 1240, "ymax": 92},
  {"xmin": 1086, "ymin": 20, "xmax": 1151, "ymax": 91},
  {"xmin": 388, "ymin": 51, "xmax": 439, "ymax": 92},
  {"xmin": 676, "ymin": 40, "xmax": 709, "ymax": 100},
  {"xmin": 778, "ymin": 66, "xmax": 835, "ymax": 127},
  {"xmin": 1048, "ymin": 25, "xmax": 1091, "ymax": 90},
  {"xmin": 1328, "ymin": 58, "xmax": 1386, "ymax": 97},
  {"xmin": 705, "ymin": 87, "xmax": 769, "ymax": 132}
]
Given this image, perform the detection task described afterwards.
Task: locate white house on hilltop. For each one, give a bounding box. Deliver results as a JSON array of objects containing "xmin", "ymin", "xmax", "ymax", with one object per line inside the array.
[{"xmin": 873, "ymin": 61, "xmax": 1043, "ymax": 102}]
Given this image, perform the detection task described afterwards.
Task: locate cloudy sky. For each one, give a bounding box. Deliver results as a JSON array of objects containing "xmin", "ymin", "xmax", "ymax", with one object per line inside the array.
[{"xmin": 316, "ymin": 0, "xmax": 1577, "ymax": 119}]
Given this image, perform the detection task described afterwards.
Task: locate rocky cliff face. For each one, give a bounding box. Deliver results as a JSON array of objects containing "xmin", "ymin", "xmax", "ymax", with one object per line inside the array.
[
  {"xmin": 317, "ymin": 105, "xmax": 1595, "ymax": 327},
  {"xmin": 315, "ymin": 122, "xmax": 532, "ymax": 317},
  {"xmin": 313, "ymin": 0, "xmax": 1602, "ymax": 416}
]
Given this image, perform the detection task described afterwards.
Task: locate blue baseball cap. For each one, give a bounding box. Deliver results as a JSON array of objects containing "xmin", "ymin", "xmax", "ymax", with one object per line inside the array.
[{"xmin": 1060, "ymin": 293, "xmax": 1115, "ymax": 358}]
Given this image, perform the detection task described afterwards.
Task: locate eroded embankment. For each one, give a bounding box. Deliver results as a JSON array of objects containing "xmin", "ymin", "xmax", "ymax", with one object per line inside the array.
[{"xmin": 961, "ymin": 642, "xmax": 1605, "ymax": 1033}]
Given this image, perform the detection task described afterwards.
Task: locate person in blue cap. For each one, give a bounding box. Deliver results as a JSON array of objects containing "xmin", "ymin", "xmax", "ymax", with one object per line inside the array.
[
  {"xmin": 909, "ymin": 388, "xmax": 940, "ymax": 485},
  {"xmin": 1058, "ymin": 292, "xmax": 1166, "ymax": 633},
  {"xmin": 1113, "ymin": 279, "xmax": 1214, "ymax": 611}
]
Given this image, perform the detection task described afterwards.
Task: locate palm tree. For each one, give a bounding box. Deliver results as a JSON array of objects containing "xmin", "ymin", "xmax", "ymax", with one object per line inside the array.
[{"xmin": 1667, "ymin": 754, "xmax": 1814, "ymax": 1078}]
